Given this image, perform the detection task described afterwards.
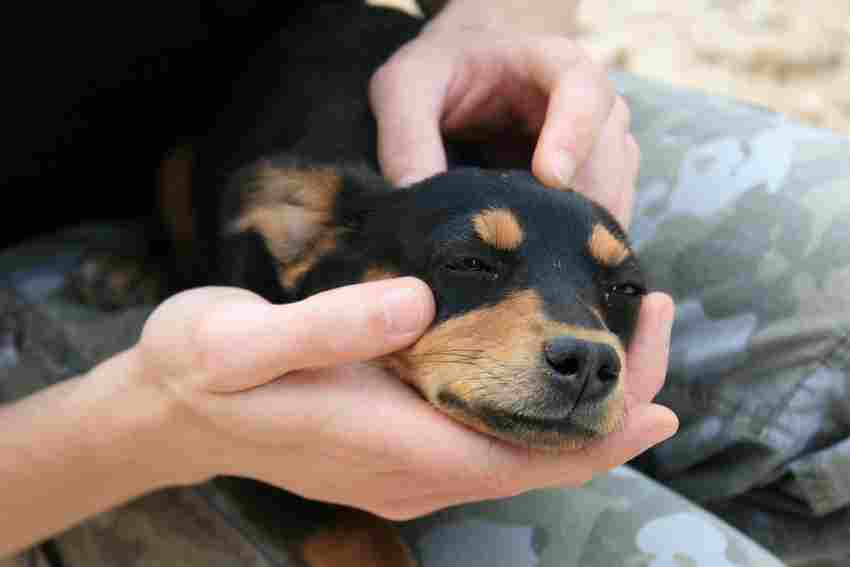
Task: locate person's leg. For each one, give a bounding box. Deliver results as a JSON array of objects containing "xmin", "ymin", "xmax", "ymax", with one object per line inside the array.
[
  {"xmin": 393, "ymin": 70, "xmax": 850, "ymax": 567},
  {"xmin": 399, "ymin": 466, "xmax": 783, "ymax": 566},
  {"xmin": 617, "ymin": 72, "xmax": 850, "ymax": 566}
]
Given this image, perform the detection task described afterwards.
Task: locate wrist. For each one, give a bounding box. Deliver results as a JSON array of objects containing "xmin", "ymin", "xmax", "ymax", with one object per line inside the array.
[
  {"xmin": 81, "ymin": 348, "xmax": 207, "ymax": 490},
  {"xmin": 0, "ymin": 348, "xmax": 202, "ymax": 555}
]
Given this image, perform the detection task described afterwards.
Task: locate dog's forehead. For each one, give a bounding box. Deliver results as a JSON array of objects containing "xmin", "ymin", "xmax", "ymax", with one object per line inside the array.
[{"xmin": 408, "ymin": 169, "xmax": 609, "ymax": 255}]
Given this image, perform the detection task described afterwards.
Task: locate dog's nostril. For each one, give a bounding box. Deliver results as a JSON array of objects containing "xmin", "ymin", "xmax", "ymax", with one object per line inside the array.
[
  {"xmin": 598, "ymin": 365, "xmax": 618, "ymax": 383},
  {"xmin": 544, "ymin": 335, "xmax": 621, "ymax": 402},
  {"xmin": 554, "ymin": 356, "xmax": 580, "ymax": 376},
  {"xmin": 544, "ymin": 338, "xmax": 585, "ymax": 378}
]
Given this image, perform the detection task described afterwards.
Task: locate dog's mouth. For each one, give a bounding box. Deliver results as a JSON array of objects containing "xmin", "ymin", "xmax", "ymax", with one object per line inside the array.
[
  {"xmin": 379, "ymin": 303, "xmax": 628, "ymax": 451},
  {"xmin": 434, "ymin": 382, "xmax": 623, "ymax": 451}
]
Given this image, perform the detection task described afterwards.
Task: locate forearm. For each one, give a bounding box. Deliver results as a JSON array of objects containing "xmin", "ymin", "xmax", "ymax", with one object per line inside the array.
[
  {"xmin": 0, "ymin": 350, "xmax": 174, "ymax": 557},
  {"xmin": 418, "ymin": 0, "xmax": 581, "ymax": 34}
]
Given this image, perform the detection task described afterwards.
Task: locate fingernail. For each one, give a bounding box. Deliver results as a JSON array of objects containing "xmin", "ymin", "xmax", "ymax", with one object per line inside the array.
[
  {"xmin": 633, "ymin": 405, "xmax": 679, "ymax": 449},
  {"xmin": 653, "ymin": 405, "xmax": 680, "ymax": 441},
  {"xmin": 555, "ymin": 152, "xmax": 576, "ymax": 187},
  {"xmin": 382, "ymin": 284, "xmax": 430, "ymax": 335}
]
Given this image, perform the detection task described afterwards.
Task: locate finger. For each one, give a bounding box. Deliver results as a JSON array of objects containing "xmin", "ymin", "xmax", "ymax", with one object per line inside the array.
[
  {"xmin": 571, "ymin": 97, "xmax": 633, "ymax": 224},
  {"xmin": 626, "ymin": 292, "xmax": 675, "ymax": 405},
  {"xmin": 523, "ymin": 40, "xmax": 616, "ymax": 189},
  {"xmin": 198, "ymin": 278, "xmax": 435, "ymax": 392},
  {"xmin": 449, "ymin": 402, "xmax": 678, "ymax": 498},
  {"xmin": 550, "ymin": 403, "xmax": 679, "ymax": 486},
  {"xmin": 370, "ymin": 56, "xmax": 451, "ymax": 187}
]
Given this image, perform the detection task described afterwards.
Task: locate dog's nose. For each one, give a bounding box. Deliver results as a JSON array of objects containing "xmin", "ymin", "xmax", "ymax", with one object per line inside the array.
[{"xmin": 543, "ymin": 336, "xmax": 620, "ymax": 402}]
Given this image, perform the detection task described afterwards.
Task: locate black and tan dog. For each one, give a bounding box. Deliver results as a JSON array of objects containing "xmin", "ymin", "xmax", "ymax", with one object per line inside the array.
[{"xmin": 155, "ymin": 3, "xmax": 646, "ymax": 566}]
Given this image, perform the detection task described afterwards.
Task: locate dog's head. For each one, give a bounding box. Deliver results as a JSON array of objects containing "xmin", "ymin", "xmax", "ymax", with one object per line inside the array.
[{"xmin": 223, "ymin": 159, "xmax": 646, "ymax": 450}]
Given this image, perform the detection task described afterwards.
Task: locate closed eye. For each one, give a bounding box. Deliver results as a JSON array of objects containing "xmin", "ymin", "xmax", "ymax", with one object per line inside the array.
[
  {"xmin": 444, "ymin": 256, "xmax": 499, "ymax": 279},
  {"xmin": 605, "ymin": 282, "xmax": 646, "ymax": 298}
]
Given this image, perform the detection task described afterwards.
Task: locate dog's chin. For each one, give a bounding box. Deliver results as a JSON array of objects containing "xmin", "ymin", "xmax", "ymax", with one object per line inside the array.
[
  {"xmin": 434, "ymin": 389, "xmax": 625, "ymax": 452},
  {"xmin": 376, "ymin": 354, "xmax": 626, "ymax": 451}
]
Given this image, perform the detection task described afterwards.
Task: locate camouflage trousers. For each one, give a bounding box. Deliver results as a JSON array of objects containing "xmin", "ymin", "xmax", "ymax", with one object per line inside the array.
[{"xmin": 3, "ymin": 71, "xmax": 850, "ymax": 566}]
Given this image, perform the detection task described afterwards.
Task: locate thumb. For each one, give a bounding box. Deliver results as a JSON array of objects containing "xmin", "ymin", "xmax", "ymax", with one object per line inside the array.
[{"xmin": 200, "ymin": 278, "xmax": 435, "ymax": 392}]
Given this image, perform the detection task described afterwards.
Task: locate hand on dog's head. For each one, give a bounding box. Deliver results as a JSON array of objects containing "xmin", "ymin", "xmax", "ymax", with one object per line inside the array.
[{"xmin": 223, "ymin": 160, "xmax": 646, "ymax": 450}]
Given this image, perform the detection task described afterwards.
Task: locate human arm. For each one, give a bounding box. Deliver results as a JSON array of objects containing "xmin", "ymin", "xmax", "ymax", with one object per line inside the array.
[
  {"xmin": 373, "ymin": 0, "xmax": 638, "ymax": 225},
  {"xmin": 0, "ymin": 276, "xmax": 676, "ymax": 557}
]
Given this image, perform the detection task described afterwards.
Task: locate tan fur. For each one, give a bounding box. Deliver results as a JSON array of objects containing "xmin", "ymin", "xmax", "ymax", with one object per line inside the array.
[
  {"xmin": 280, "ymin": 231, "xmax": 340, "ymax": 290},
  {"xmin": 361, "ymin": 266, "xmax": 400, "ymax": 283},
  {"xmin": 388, "ymin": 289, "xmax": 626, "ymax": 450},
  {"xmin": 300, "ymin": 508, "xmax": 418, "ymax": 567},
  {"xmin": 473, "ymin": 208, "xmax": 524, "ymax": 251},
  {"xmin": 588, "ymin": 224, "xmax": 629, "ymax": 267},
  {"xmin": 232, "ymin": 164, "xmax": 342, "ymax": 261},
  {"xmin": 231, "ymin": 164, "xmax": 344, "ymax": 290}
]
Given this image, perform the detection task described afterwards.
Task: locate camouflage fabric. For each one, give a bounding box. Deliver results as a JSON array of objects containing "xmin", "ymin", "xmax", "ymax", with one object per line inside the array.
[{"xmin": 613, "ymin": 71, "xmax": 850, "ymax": 567}]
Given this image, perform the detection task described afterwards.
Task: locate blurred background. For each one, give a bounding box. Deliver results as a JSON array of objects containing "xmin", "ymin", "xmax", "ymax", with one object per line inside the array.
[{"xmin": 372, "ymin": 0, "xmax": 850, "ymax": 136}]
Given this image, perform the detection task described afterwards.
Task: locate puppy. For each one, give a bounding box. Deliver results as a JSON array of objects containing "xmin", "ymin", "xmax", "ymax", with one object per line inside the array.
[{"xmin": 158, "ymin": 3, "xmax": 646, "ymax": 565}]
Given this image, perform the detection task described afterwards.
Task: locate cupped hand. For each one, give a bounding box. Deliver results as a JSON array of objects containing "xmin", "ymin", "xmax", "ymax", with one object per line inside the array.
[
  {"xmin": 370, "ymin": 22, "xmax": 639, "ymax": 227},
  {"xmin": 131, "ymin": 279, "xmax": 676, "ymax": 520}
]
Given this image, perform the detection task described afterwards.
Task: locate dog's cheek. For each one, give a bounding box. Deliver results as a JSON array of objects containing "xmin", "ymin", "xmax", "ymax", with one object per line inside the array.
[
  {"xmin": 605, "ymin": 295, "xmax": 643, "ymax": 347},
  {"xmin": 378, "ymin": 292, "xmax": 547, "ymax": 406}
]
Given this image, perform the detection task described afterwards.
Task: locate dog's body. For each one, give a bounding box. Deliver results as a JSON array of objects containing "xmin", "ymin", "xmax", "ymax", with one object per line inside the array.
[{"xmin": 157, "ymin": 4, "xmax": 647, "ymax": 565}]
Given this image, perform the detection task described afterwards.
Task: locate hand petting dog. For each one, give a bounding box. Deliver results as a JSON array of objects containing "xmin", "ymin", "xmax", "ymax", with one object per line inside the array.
[{"xmin": 371, "ymin": 0, "xmax": 640, "ymax": 227}]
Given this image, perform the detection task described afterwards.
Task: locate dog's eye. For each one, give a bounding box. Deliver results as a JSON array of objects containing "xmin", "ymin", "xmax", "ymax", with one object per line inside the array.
[
  {"xmin": 606, "ymin": 283, "xmax": 645, "ymax": 298},
  {"xmin": 445, "ymin": 257, "xmax": 498, "ymax": 278},
  {"xmin": 458, "ymin": 258, "xmax": 484, "ymax": 271}
]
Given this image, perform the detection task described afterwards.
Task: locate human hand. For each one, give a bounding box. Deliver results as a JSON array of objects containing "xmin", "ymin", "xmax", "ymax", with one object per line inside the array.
[
  {"xmin": 370, "ymin": 19, "xmax": 639, "ymax": 226},
  {"xmin": 129, "ymin": 279, "xmax": 675, "ymax": 520}
]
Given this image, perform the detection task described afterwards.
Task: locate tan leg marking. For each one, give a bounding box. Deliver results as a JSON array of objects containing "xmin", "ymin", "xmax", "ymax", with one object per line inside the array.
[{"xmin": 300, "ymin": 508, "xmax": 417, "ymax": 567}]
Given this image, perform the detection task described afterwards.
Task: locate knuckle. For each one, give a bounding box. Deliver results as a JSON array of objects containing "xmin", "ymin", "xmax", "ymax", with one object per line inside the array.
[
  {"xmin": 594, "ymin": 70, "xmax": 617, "ymax": 109},
  {"xmin": 616, "ymin": 96, "xmax": 632, "ymax": 130},
  {"xmin": 191, "ymin": 306, "xmax": 231, "ymax": 373},
  {"xmin": 628, "ymin": 133, "xmax": 641, "ymax": 165},
  {"xmin": 369, "ymin": 53, "xmax": 413, "ymax": 103},
  {"xmin": 369, "ymin": 62, "xmax": 396, "ymax": 102}
]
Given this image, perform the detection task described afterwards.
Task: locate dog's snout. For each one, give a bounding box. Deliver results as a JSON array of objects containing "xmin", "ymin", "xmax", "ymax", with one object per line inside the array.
[{"xmin": 544, "ymin": 336, "xmax": 620, "ymax": 402}]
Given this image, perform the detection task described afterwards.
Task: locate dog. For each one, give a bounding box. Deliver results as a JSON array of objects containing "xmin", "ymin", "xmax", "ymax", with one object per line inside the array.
[{"xmin": 152, "ymin": 3, "xmax": 646, "ymax": 565}]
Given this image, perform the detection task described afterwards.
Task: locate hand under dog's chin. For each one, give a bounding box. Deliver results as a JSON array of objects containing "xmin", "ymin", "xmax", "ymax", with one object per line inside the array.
[{"xmin": 430, "ymin": 389, "xmax": 625, "ymax": 452}]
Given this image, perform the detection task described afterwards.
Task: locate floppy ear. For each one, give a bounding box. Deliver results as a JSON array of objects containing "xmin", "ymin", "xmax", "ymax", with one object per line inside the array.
[{"xmin": 221, "ymin": 159, "xmax": 390, "ymax": 298}]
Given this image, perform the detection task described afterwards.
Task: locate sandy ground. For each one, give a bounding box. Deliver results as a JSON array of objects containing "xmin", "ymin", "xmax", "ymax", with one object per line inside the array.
[{"xmin": 371, "ymin": 0, "xmax": 850, "ymax": 136}]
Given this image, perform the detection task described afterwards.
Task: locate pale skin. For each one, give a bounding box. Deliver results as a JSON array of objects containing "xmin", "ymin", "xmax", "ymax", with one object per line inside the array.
[{"xmin": 0, "ymin": 0, "xmax": 678, "ymax": 558}]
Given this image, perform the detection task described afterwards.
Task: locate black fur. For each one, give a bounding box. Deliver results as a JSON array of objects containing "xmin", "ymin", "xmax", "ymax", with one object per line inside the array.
[{"xmin": 179, "ymin": 3, "xmax": 646, "ymax": 565}]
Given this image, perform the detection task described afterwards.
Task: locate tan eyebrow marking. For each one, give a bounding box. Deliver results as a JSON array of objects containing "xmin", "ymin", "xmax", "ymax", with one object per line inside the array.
[
  {"xmin": 472, "ymin": 208, "xmax": 524, "ymax": 251},
  {"xmin": 589, "ymin": 224, "xmax": 630, "ymax": 267}
]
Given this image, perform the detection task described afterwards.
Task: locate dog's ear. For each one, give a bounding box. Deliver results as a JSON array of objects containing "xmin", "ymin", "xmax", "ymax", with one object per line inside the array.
[{"xmin": 222, "ymin": 159, "xmax": 391, "ymax": 297}]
